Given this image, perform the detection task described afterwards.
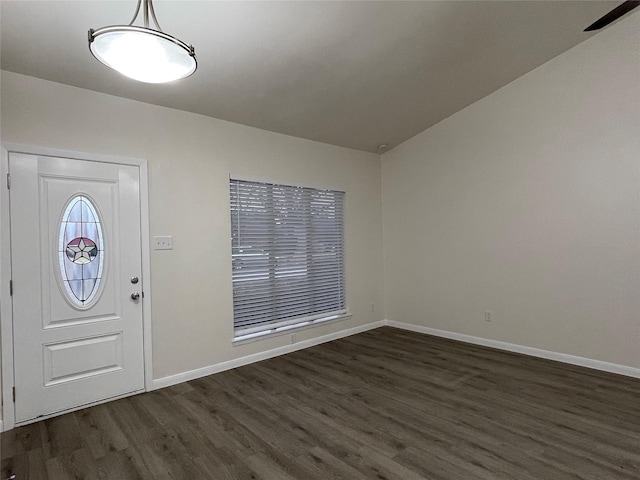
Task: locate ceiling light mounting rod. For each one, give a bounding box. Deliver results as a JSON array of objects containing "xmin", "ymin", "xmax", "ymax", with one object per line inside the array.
[
  {"xmin": 146, "ymin": 0, "xmax": 160, "ymax": 30},
  {"xmin": 127, "ymin": 0, "xmax": 162, "ymax": 32},
  {"xmin": 88, "ymin": 0, "xmax": 197, "ymax": 84}
]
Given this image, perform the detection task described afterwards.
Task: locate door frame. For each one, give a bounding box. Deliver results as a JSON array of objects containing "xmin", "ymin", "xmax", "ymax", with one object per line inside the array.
[{"xmin": 0, "ymin": 143, "xmax": 153, "ymax": 431}]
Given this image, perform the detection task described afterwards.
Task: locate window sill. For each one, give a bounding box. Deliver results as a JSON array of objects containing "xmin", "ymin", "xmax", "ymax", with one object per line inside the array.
[{"xmin": 232, "ymin": 313, "xmax": 352, "ymax": 346}]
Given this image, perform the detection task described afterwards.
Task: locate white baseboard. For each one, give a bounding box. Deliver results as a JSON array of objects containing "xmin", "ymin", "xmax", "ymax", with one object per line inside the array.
[
  {"xmin": 385, "ymin": 320, "xmax": 640, "ymax": 379},
  {"xmin": 154, "ymin": 318, "xmax": 639, "ymax": 390},
  {"xmin": 152, "ymin": 320, "xmax": 385, "ymax": 390}
]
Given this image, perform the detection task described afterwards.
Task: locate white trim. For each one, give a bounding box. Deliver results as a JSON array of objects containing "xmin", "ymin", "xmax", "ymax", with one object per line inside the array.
[
  {"xmin": 1, "ymin": 143, "xmax": 147, "ymax": 167},
  {"xmin": 0, "ymin": 144, "xmax": 153, "ymax": 431},
  {"xmin": 233, "ymin": 313, "xmax": 352, "ymax": 344},
  {"xmin": 1, "ymin": 146, "xmax": 16, "ymax": 431},
  {"xmin": 153, "ymin": 320, "xmax": 385, "ymax": 390},
  {"xmin": 138, "ymin": 160, "xmax": 154, "ymax": 391},
  {"xmin": 229, "ymin": 172, "xmax": 344, "ymax": 194},
  {"xmin": 0, "ymin": 420, "xmax": 4, "ymax": 432},
  {"xmin": 385, "ymin": 320, "xmax": 640, "ymax": 379}
]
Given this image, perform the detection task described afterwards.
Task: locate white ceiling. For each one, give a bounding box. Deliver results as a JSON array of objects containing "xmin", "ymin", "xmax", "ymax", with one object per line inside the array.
[{"xmin": 0, "ymin": 1, "xmax": 623, "ymax": 153}]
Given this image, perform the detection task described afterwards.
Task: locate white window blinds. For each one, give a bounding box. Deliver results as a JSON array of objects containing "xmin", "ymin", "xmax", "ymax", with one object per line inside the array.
[{"xmin": 230, "ymin": 179, "xmax": 346, "ymax": 337}]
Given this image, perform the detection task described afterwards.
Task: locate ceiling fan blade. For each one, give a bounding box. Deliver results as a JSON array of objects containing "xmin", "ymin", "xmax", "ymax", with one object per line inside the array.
[{"xmin": 584, "ymin": 0, "xmax": 640, "ymax": 31}]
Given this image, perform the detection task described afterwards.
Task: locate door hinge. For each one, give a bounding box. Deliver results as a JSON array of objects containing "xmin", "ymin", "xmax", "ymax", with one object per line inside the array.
[
  {"xmin": 9, "ymin": 280, "xmax": 13, "ymax": 296},
  {"xmin": 6, "ymin": 173, "xmax": 10, "ymax": 189},
  {"xmin": 12, "ymin": 387, "xmax": 15, "ymax": 402}
]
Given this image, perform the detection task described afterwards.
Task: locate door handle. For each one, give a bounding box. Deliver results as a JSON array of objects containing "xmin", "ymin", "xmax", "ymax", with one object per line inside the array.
[{"xmin": 131, "ymin": 292, "xmax": 140, "ymax": 300}]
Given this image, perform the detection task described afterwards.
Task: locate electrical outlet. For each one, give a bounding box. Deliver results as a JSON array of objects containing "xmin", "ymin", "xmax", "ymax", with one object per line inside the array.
[
  {"xmin": 153, "ymin": 236, "xmax": 173, "ymax": 250},
  {"xmin": 370, "ymin": 303, "xmax": 375, "ymax": 312},
  {"xmin": 484, "ymin": 311, "xmax": 492, "ymax": 322}
]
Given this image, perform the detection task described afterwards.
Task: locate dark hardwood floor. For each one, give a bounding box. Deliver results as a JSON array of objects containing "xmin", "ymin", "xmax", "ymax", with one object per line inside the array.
[{"xmin": 2, "ymin": 326, "xmax": 639, "ymax": 479}]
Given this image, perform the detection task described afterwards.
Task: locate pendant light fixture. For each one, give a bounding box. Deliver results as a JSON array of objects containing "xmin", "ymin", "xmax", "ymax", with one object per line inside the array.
[{"xmin": 88, "ymin": 0, "xmax": 197, "ymax": 84}]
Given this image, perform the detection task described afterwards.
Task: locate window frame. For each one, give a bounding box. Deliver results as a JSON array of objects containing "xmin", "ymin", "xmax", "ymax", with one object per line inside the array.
[{"xmin": 230, "ymin": 178, "xmax": 348, "ymax": 341}]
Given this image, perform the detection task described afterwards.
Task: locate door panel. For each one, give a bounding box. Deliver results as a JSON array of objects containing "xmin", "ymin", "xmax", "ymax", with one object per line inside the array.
[
  {"xmin": 10, "ymin": 153, "xmax": 145, "ymax": 423},
  {"xmin": 43, "ymin": 332, "xmax": 124, "ymax": 386},
  {"xmin": 42, "ymin": 176, "xmax": 119, "ymax": 325}
]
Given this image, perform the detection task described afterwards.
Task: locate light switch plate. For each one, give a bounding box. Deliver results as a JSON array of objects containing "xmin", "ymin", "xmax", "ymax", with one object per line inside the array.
[{"xmin": 153, "ymin": 236, "xmax": 173, "ymax": 250}]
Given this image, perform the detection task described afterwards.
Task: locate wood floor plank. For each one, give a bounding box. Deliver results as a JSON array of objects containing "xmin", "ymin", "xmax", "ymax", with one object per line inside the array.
[
  {"xmin": 94, "ymin": 450, "xmax": 149, "ymax": 480},
  {"xmin": 3, "ymin": 326, "xmax": 639, "ymax": 479},
  {"xmin": 75, "ymin": 404, "xmax": 130, "ymax": 459},
  {"xmin": 44, "ymin": 447, "xmax": 100, "ymax": 480},
  {"xmin": 1, "ymin": 422, "xmax": 42, "ymax": 460},
  {"xmin": 294, "ymin": 446, "xmax": 370, "ymax": 480},
  {"xmin": 1, "ymin": 451, "xmax": 28, "ymax": 480},
  {"xmin": 40, "ymin": 414, "xmax": 82, "ymax": 460}
]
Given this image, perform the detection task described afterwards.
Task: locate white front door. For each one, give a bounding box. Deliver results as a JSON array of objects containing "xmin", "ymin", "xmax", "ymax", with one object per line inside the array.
[{"xmin": 9, "ymin": 152, "xmax": 145, "ymax": 424}]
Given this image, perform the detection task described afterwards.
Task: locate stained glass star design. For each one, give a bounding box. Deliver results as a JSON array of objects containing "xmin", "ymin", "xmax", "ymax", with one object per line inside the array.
[{"xmin": 66, "ymin": 237, "xmax": 98, "ymax": 265}]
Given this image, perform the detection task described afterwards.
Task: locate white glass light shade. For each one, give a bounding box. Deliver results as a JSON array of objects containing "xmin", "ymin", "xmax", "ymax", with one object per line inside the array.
[{"xmin": 89, "ymin": 26, "xmax": 196, "ymax": 83}]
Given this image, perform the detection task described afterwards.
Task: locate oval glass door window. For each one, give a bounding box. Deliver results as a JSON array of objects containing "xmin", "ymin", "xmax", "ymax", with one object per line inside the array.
[{"xmin": 58, "ymin": 195, "xmax": 105, "ymax": 308}]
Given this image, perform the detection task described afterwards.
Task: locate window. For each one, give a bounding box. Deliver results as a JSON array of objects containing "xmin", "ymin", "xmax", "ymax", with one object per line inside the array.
[
  {"xmin": 230, "ymin": 178, "xmax": 346, "ymax": 339},
  {"xmin": 58, "ymin": 195, "xmax": 105, "ymax": 308}
]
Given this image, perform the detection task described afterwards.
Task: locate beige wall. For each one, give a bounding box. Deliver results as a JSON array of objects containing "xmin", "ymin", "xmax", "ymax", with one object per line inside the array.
[
  {"xmin": 0, "ymin": 71, "xmax": 385, "ymax": 382},
  {"xmin": 382, "ymin": 14, "xmax": 640, "ymax": 368}
]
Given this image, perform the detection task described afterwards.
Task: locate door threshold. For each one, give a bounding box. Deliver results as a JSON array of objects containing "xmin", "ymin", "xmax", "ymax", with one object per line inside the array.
[{"xmin": 11, "ymin": 388, "xmax": 146, "ymax": 430}]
